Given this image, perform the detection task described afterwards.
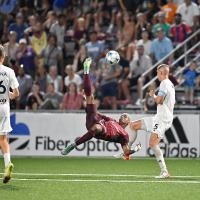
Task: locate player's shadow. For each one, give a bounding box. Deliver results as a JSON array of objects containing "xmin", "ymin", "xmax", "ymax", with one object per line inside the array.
[{"xmin": 0, "ymin": 184, "xmax": 21, "ymax": 191}]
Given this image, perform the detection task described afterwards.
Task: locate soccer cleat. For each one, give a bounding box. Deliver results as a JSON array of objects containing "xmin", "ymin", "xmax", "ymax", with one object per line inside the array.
[
  {"xmin": 113, "ymin": 152, "xmax": 124, "ymax": 159},
  {"xmin": 83, "ymin": 57, "xmax": 92, "ymax": 74},
  {"xmin": 123, "ymin": 155, "xmax": 130, "ymax": 160},
  {"xmin": 113, "ymin": 143, "xmax": 142, "ymax": 159},
  {"xmin": 155, "ymin": 170, "xmax": 170, "ymax": 179},
  {"xmin": 133, "ymin": 142, "xmax": 142, "ymax": 152},
  {"xmin": 61, "ymin": 144, "xmax": 75, "ymax": 155},
  {"xmin": 3, "ymin": 162, "xmax": 14, "ymax": 184}
]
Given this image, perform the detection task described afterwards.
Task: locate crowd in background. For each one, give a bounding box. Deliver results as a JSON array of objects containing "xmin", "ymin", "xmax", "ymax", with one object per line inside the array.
[{"xmin": 0, "ymin": 0, "xmax": 200, "ymax": 111}]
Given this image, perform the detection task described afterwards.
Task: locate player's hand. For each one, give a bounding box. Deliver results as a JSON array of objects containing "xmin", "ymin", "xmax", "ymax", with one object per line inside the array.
[
  {"xmin": 148, "ymin": 89, "xmax": 155, "ymax": 97},
  {"xmin": 9, "ymin": 92, "xmax": 15, "ymax": 100}
]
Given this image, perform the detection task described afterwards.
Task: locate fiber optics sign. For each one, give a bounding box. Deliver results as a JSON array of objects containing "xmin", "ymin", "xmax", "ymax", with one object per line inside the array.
[{"xmin": 9, "ymin": 112, "xmax": 200, "ymax": 157}]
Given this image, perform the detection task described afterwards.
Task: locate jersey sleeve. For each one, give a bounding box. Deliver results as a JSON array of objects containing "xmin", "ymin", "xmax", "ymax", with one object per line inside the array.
[
  {"xmin": 10, "ymin": 69, "xmax": 19, "ymax": 89},
  {"xmin": 158, "ymin": 81, "xmax": 167, "ymax": 97}
]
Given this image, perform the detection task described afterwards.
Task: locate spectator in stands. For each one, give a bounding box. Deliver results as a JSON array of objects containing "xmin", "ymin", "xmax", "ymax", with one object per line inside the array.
[
  {"xmin": 16, "ymin": 65, "xmax": 33, "ymax": 109},
  {"xmin": 118, "ymin": 0, "xmax": 142, "ymax": 14},
  {"xmin": 64, "ymin": 64, "xmax": 83, "ymax": 92},
  {"xmin": 40, "ymin": 83, "xmax": 63, "ymax": 109},
  {"xmin": 85, "ymin": 30, "xmax": 105, "ymax": 62},
  {"xmin": 26, "ymin": 82, "xmax": 44, "ymax": 111},
  {"xmin": 61, "ymin": 82, "xmax": 83, "ymax": 110},
  {"xmin": 47, "ymin": 65, "xmax": 63, "ymax": 93},
  {"xmin": 176, "ymin": 0, "xmax": 200, "ymax": 30},
  {"xmin": 143, "ymin": 82, "xmax": 157, "ymax": 112},
  {"xmin": 43, "ymin": 10, "xmax": 57, "ymax": 32},
  {"xmin": 8, "ymin": 12, "xmax": 27, "ymax": 42},
  {"xmin": 145, "ymin": 0, "xmax": 161, "ymax": 21},
  {"xmin": 35, "ymin": 64, "xmax": 47, "ymax": 93},
  {"xmin": 161, "ymin": 0, "xmax": 177, "ymax": 24},
  {"xmin": 169, "ymin": 13, "xmax": 192, "ymax": 46},
  {"xmin": 121, "ymin": 44, "xmax": 152, "ymax": 104},
  {"xmin": 137, "ymin": 28, "xmax": 152, "ymax": 56},
  {"xmin": 3, "ymin": 31, "xmax": 18, "ymax": 66},
  {"xmin": 50, "ymin": 14, "xmax": 66, "ymax": 48},
  {"xmin": 73, "ymin": 41, "xmax": 88, "ymax": 75},
  {"xmin": 16, "ymin": 38, "xmax": 36, "ymax": 78},
  {"xmin": 135, "ymin": 13, "xmax": 151, "ymax": 40},
  {"xmin": 150, "ymin": 28, "xmax": 173, "ymax": 64},
  {"xmin": 42, "ymin": 34, "xmax": 63, "ymax": 74},
  {"xmin": 73, "ymin": 17, "xmax": 88, "ymax": 41},
  {"xmin": 63, "ymin": 30, "xmax": 79, "ymax": 65},
  {"xmin": 117, "ymin": 47, "xmax": 130, "ymax": 102},
  {"xmin": 117, "ymin": 12, "xmax": 135, "ymax": 48},
  {"xmin": 152, "ymin": 11, "xmax": 171, "ymax": 37},
  {"xmin": 98, "ymin": 57, "xmax": 122, "ymax": 109},
  {"xmin": 30, "ymin": 21, "xmax": 47, "ymax": 62},
  {"xmin": 24, "ymin": 15, "xmax": 38, "ymax": 38},
  {"xmin": 183, "ymin": 60, "xmax": 200, "ymax": 104}
]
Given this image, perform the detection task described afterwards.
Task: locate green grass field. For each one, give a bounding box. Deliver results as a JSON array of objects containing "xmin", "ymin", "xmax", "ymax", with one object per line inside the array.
[{"xmin": 0, "ymin": 157, "xmax": 200, "ymax": 200}]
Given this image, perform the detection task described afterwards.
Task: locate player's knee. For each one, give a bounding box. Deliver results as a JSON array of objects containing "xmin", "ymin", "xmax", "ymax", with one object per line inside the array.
[
  {"xmin": 149, "ymin": 138, "xmax": 158, "ymax": 148},
  {"xmin": 149, "ymin": 141, "xmax": 155, "ymax": 148},
  {"xmin": 91, "ymin": 124, "xmax": 103, "ymax": 134}
]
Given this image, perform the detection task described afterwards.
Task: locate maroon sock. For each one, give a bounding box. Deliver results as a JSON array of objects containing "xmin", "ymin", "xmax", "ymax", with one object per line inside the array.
[
  {"xmin": 84, "ymin": 74, "xmax": 92, "ymax": 96},
  {"xmin": 75, "ymin": 130, "xmax": 95, "ymax": 146}
]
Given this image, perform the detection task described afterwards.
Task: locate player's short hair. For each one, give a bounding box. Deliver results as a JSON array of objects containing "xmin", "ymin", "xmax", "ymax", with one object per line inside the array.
[
  {"xmin": 0, "ymin": 45, "xmax": 6, "ymax": 59},
  {"xmin": 157, "ymin": 64, "xmax": 169, "ymax": 75}
]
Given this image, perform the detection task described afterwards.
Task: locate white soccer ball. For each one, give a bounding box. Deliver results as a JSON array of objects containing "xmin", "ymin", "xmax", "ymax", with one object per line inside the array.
[{"xmin": 105, "ymin": 50, "xmax": 120, "ymax": 65}]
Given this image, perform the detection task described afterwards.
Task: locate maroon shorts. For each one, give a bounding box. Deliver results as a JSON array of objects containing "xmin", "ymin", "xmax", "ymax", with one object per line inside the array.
[{"xmin": 85, "ymin": 104, "xmax": 98, "ymax": 130}]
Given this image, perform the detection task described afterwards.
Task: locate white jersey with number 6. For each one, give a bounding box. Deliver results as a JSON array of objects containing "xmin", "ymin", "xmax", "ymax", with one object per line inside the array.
[{"xmin": 0, "ymin": 64, "xmax": 19, "ymax": 117}]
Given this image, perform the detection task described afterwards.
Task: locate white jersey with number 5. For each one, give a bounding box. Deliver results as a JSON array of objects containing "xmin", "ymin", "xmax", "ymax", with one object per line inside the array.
[
  {"xmin": 155, "ymin": 79, "xmax": 175, "ymax": 124},
  {"xmin": 0, "ymin": 64, "xmax": 19, "ymax": 117}
]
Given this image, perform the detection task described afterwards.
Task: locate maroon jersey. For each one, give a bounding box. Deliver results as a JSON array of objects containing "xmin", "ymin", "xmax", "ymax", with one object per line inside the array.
[{"xmin": 85, "ymin": 104, "xmax": 129, "ymax": 145}]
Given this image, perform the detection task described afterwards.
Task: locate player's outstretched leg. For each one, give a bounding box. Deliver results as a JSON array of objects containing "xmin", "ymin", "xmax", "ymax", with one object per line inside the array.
[
  {"xmin": 61, "ymin": 130, "xmax": 95, "ymax": 155},
  {"xmin": 3, "ymin": 162, "xmax": 14, "ymax": 183}
]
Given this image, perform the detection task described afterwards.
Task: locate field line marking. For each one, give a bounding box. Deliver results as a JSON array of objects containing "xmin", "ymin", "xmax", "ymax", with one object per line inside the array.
[
  {"xmin": 8, "ymin": 178, "xmax": 200, "ymax": 184},
  {"xmin": 0, "ymin": 173, "xmax": 200, "ymax": 178}
]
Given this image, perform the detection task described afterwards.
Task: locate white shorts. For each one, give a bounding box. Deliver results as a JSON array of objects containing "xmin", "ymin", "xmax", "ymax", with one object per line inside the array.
[
  {"xmin": 0, "ymin": 116, "xmax": 12, "ymax": 135},
  {"xmin": 141, "ymin": 116, "xmax": 172, "ymax": 139}
]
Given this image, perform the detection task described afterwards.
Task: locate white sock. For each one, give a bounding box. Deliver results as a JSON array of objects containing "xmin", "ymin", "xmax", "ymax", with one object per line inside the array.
[
  {"xmin": 151, "ymin": 145, "xmax": 167, "ymax": 172},
  {"xmin": 3, "ymin": 153, "xmax": 11, "ymax": 167}
]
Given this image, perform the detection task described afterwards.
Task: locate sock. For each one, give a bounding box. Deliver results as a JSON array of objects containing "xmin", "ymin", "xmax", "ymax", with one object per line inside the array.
[
  {"xmin": 84, "ymin": 74, "xmax": 92, "ymax": 96},
  {"xmin": 152, "ymin": 145, "xmax": 167, "ymax": 172},
  {"xmin": 75, "ymin": 131, "xmax": 95, "ymax": 146},
  {"xmin": 3, "ymin": 153, "xmax": 11, "ymax": 167}
]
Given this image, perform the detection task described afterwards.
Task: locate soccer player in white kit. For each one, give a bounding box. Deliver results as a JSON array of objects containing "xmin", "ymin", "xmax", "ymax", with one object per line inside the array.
[
  {"xmin": 128, "ymin": 64, "xmax": 175, "ymax": 178},
  {"xmin": 0, "ymin": 45, "xmax": 19, "ymax": 183}
]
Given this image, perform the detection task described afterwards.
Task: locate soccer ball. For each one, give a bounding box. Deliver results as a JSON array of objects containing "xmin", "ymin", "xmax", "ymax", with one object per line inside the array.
[{"xmin": 105, "ymin": 50, "xmax": 120, "ymax": 65}]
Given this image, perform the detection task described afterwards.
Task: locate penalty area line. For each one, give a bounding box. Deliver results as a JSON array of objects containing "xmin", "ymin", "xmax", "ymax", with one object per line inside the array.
[{"xmin": 8, "ymin": 178, "xmax": 200, "ymax": 184}]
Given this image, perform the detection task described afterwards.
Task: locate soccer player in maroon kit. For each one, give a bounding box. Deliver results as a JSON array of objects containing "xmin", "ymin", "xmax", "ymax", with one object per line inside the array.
[{"xmin": 61, "ymin": 58, "xmax": 139, "ymax": 158}]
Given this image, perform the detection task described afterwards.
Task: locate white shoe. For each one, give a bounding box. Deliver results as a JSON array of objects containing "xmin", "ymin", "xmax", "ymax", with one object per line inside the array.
[
  {"xmin": 133, "ymin": 143, "xmax": 142, "ymax": 152},
  {"xmin": 155, "ymin": 170, "xmax": 170, "ymax": 179},
  {"xmin": 113, "ymin": 143, "xmax": 142, "ymax": 159},
  {"xmin": 113, "ymin": 152, "xmax": 124, "ymax": 159}
]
